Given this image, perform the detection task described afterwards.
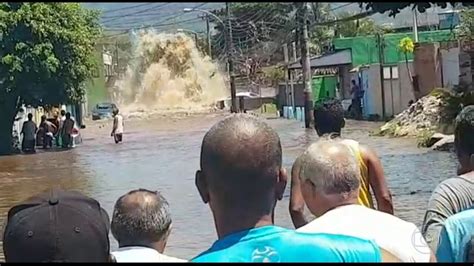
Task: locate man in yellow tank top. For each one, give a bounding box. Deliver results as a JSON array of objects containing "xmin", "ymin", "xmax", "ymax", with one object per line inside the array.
[{"xmin": 290, "ymin": 99, "xmax": 393, "ymax": 229}]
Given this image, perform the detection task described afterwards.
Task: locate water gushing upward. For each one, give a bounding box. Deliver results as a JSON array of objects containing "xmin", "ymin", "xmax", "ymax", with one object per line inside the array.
[{"xmin": 115, "ymin": 30, "xmax": 229, "ymax": 116}]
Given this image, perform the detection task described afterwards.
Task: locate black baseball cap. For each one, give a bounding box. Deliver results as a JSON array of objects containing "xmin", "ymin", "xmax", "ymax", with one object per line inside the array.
[{"xmin": 3, "ymin": 189, "xmax": 111, "ymax": 262}]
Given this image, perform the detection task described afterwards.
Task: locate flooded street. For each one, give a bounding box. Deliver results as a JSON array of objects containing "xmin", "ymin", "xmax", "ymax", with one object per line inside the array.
[{"xmin": 0, "ymin": 113, "xmax": 458, "ymax": 260}]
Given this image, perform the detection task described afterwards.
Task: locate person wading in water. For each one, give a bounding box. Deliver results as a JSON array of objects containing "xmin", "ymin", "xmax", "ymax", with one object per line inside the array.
[{"xmin": 290, "ymin": 99, "xmax": 393, "ymax": 229}]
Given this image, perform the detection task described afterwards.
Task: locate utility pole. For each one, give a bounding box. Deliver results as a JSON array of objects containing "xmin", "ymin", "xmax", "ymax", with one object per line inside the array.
[
  {"xmin": 200, "ymin": 14, "xmax": 212, "ymax": 58},
  {"xmin": 283, "ymin": 43, "xmax": 290, "ymax": 107},
  {"xmin": 291, "ymin": 42, "xmax": 297, "ymax": 111},
  {"xmin": 226, "ymin": 2, "xmax": 238, "ymax": 113},
  {"xmin": 376, "ymin": 33, "xmax": 386, "ymax": 120},
  {"xmin": 206, "ymin": 15, "xmax": 212, "ymax": 58},
  {"xmin": 413, "ymin": 9, "xmax": 419, "ymax": 43},
  {"xmin": 300, "ymin": 2, "xmax": 313, "ymax": 128},
  {"xmin": 115, "ymin": 40, "xmax": 119, "ymax": 76}
]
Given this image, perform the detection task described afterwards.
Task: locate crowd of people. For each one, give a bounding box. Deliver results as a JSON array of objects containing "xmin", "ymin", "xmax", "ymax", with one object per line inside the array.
[
  {"xmin": 19, "ymin": 110, "xmax": 77, "ymax": 153},
  {"xmin": 3, "ymin": 101, "xmax": 473, "ymax": 262}
]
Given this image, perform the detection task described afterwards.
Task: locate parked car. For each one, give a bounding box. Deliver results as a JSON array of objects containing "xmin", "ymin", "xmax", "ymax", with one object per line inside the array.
[{"xmin": 92, "ymin": 103, "xmax": 117, "ymax": 121}]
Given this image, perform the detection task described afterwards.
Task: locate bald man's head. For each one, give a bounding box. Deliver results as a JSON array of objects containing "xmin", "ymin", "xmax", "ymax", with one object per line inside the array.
[
  {"xmin": 197, "ymin": 114, "xmax": 286, "ymax": 217},
  {"xmin": 298, "ymin": 139, "xmax": 360, "ymax": 194},
  {"xmin": 111, "ymin": 189, "xmax": 171, "ymax": 247},
  {"xmin": 296, "ymin": 139, "xmax": 360, "ymax": 217}
]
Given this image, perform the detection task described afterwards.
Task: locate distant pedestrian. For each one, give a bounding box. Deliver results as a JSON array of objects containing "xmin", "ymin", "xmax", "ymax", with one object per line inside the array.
[
  {"xmin": 350, "ymin": 79, "xmax": 363, "ymax": 119},
  {"xmin": 21, "ymin": 113, "xmax": 37, "ymax": 153},
  {"xmin": 422, "ymin": 105, "xmax": 474, "ymax": 250},
  {"xmin": 56, "ymin": 109, "xmax": 66, "ymax": 146},
  {"xmin": 3, "ymin": 189, "xmax": 113, "ymax": 262},
  {"xmin": 61, "ymin": 112, "xmax": 75, "ymax": 148},
  {"xmin": 39, "ymin": 115, "xmax": 55, "ymax": 149},
  {"xmin": 111, "ymin": 109, "xmax": 124, "ymax": 144},
  {"xmin": 111, "ymin": 189, "xmax": 186, "ymax": 262}
]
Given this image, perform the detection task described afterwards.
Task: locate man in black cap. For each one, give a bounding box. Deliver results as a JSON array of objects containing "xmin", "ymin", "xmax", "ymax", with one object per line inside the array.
[{"xmin": 3, "ymin": 188, "xmax": 113, "ymax": 262}]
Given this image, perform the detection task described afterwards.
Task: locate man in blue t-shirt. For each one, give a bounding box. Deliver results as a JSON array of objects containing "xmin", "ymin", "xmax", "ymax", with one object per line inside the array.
[
  {"xmin": 436, "ymin": 208, "xmax": 474, "ymax": 262},
  {"xmin": 192, "ymin": 114, "xmax": 390, "ymax": 263}
]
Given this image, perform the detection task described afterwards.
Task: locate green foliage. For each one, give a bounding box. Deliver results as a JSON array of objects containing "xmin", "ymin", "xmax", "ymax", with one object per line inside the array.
[
  {"xmin": 399, "ymin": 37, "xmax": 414, "ymax": 54},
  {"xmin": 334, "ymin": 12, "xmax": 392, "ymax": 38},
  {"xmin": 262, "ymin": 66, "xmax": 284, "ymax": 86},
  {"xmin": 456, "ymin": 8, "xmax": 474, "ymax": 41},
  {"xmin": 430, "ymin": 88, "xmax": 474, "ymax": 125},
  {"xmin": 362, "ymin": 2, "xmax": 474, "ymax": 17},
  {"xmin": 0, "ymin": 3, "xmax": 102, "ymax": 107},
  {"xmin": 416, "ymin": 129, "xmax": 435, "ymax": 148}
]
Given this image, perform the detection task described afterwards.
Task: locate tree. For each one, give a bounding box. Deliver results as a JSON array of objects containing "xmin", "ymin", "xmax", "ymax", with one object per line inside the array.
[
  {"xmin": 0, "ymin": 3, "xmax": 101, "ymax": 154},
  {"xmin": 208, "ymin": 3, "xmax": 296, "ymax": 86},
  {"xmin": 362, "ymin": 2, "xmax": 474, "ymax": 17},
  {"xmin": 333, "ymin": 12, "xmax": 392, "ymax": 38},
  {"xmin": 456, "ymin": 8, "xmax": 474, "ymax": 41},
  {"xmin": 398, "ymin": 37, "xmax": 416, "ymax": 98}
]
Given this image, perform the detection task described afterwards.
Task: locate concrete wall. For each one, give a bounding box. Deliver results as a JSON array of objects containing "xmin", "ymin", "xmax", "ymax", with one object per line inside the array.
[
  {"xmin": 414, "ymin": 43, "xmax": 443, "ymax": 97},
  {"xmin": 383, "ymin": 62, "xmax": 416, "ymax": 117},
  {"xmin": 441, "ymin": 47, "xmax": 460, "ymax": 89},
  {"xmin": 278, "ymin": 82, "xmax": 305, "ymax": 108},
  {"xmin": 361, "ymin": 62, "xmax": 415, "ymax": 119},
  {"xmin": 459, "ymin": 50, "xmax": 473, "ymax": 92},
  {"xmin": 240, "ymin": 97, "xmax": 275, "ymax": 111}
]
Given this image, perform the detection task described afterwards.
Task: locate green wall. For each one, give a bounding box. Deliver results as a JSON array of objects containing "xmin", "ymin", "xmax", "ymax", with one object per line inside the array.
[
  {"xmin": 333, "ymin": 30, "xmax": 456, "ymax": 66},
  {"xmin": 84, "ymin": 46, "xmax": 109, "ymax": 113}
]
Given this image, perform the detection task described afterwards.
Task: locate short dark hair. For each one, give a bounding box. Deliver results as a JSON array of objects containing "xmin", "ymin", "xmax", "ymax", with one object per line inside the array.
[
  {"xmin": 454, "ymin": 105, "xmax": 474, "ymax": 156},
  {"xmin": 27, "ymin": 113, "xmax": 33, "ymax": 120},
  {"xmin": 61, "ymin": 110, "xmax": 66, "ymax": 116},
  {"xmin": 313, "ymin": 99, "xmax": 345, "ymax": 136},
  {"xmin": 201, "ymin": 114, "xmax": 282, "ymax": 215},
  {"xmin": 111, "ymin": 189, "xmax": 172, "ymax": 245},
  {"xmin": 352, "ymin": 80, "xmax": 356, "ymax": 84},
  {"xmin": 65, "ymin": 112, "xmax": 71, "ymax": 119}
]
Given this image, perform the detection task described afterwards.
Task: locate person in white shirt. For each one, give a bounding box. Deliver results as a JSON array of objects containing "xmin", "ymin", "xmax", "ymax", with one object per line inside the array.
[
  {"xmin": 111, "ymin": 109, "xmax": 124, "ymax": 144},
  {"xmin": 111, "ymin": 189, "xmax": 186, "ymax": 262},
  {"xmin": 293, "ymin": 138, "xmax": 436, "ymax": 262}
]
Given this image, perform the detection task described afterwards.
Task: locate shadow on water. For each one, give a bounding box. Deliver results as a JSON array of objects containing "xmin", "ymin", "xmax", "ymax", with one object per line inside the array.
[{"xmin": 0, "ymin": 115, "xmax": 458, "ymax": 260}]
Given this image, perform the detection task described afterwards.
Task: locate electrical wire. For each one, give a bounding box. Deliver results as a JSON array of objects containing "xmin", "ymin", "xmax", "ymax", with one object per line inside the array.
[
  {"xmin": 99, "ymin": 3, "xmax": 155, "ymax": 15},
  {"xmin": 101, "ymin": 3, "xmax": 172, "ymax": 23}
]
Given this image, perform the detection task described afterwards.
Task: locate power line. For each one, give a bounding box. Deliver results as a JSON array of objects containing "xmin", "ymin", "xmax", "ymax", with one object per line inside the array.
[
  {"xmin": 101, "ymin": 3, "xmax": 172, "ymax": 23},
  {"xmin": 102, "ymin": 3, "xmax": 210, "ymax": 32},
  {"xmin": 100, "ymin": 3, "xmax": 155, "ymax": 15},
  {"xmin": 104, "ymin": 17, "xmax": 203, "ymax": 32}
]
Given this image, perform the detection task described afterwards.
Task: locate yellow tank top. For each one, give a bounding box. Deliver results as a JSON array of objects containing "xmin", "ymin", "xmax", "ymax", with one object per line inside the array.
[{"xmin": 341, "ymin": 139, "xmax": 374, "ymax": 209}]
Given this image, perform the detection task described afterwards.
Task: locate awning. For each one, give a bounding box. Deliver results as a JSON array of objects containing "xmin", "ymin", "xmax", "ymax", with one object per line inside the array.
[{"xmin": 288, "ymin": 49, "xmax": 352, "ymax": 70}]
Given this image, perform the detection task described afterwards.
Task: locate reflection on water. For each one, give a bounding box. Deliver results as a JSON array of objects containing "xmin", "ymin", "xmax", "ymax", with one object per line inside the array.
[{"xmin": 0, "ymin": 114, "xmax": 457, "ymax": 260}]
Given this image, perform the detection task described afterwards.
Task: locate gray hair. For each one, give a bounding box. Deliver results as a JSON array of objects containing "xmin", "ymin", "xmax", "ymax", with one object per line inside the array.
[
  {"xmin": 111, "ymin": 189, "xmax": 172, "ymax": 245},
  {"xmin": 297, "ymin": 139, "xmax": 360, "ymax": 195}
]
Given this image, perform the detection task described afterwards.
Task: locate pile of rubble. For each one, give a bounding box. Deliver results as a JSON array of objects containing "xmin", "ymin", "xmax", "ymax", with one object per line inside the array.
[
  {"xmin": 378, "ymin": 94, "xmax": 446, "ymax": 137},
  {"xmin": 376, "ymin": 91, "xmax": 457, "ymax": 151}
]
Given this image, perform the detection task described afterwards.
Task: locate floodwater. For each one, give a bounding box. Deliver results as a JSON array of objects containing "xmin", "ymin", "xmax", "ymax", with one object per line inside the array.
[{"xmin": 0, "ymin": 112, "xmax": 458, "ymax": 260}]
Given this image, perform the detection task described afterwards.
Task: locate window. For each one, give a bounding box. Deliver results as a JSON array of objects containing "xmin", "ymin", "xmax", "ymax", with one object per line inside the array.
[{"xmin": 383, "ymin": 66, "xmax": 399, "ymax": 80}]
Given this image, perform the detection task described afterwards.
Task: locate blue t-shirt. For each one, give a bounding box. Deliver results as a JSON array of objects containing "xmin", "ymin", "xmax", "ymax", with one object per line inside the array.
[
  {"xmin": 192, "ymin": 225, "xmax": 382, "ymax": 262},
  {"xmin": 436, "ymin": 208, "xmax": 474, "ymax": 262}
]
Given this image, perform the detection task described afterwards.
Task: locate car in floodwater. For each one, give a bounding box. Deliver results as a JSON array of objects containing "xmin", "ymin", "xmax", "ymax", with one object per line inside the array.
[{"xmin": 92, "ymin": 102, "xmax": 118, "ymax": 121}]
